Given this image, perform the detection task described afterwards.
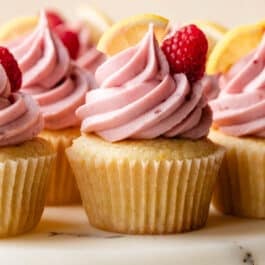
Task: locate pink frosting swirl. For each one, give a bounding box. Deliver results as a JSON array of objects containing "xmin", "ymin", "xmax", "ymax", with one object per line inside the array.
[
  {"xmin": 71, "ymin": 21, "xmax": 106, "ymax": 75},
  {"xmin": 7, "ymin": 11, "xmax": 90, "ymax": 130},
  {"xmin": 76, "ymin": 25, "xmax": 212, "ymax": 142},
  {"xmin": 211, "ymin": 34, "xmax": 265, "ymax": 137},
  {"xmin": 0, "ymin": 64, "xmax": 43, "ymax": 146}
]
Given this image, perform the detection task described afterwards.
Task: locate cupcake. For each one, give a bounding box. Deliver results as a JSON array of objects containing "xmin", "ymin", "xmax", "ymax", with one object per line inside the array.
[
  {"xmin": 67, "ymin": 19, "xmax": 225, "ymax": 234},
  {"xmin": 0, "ymin": 47, "xmax": 55, "ymax": 237},
  {"xmin": 5, "ymin": 11, "xmax": 91, "ymax": 205},
  {"xmin": 209, "ymin": 31, "xmax": 265, "ymax": 218},
  {"xmin": 0, "ymin": 8, "xmax": 108, "ymax": 84}
]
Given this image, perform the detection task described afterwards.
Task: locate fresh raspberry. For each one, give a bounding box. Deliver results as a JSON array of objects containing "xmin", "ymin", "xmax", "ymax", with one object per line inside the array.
[
  {"xmin": 55, "ymin": 26, "xmax": 80, "ymax": 59},
  {"xmin": 0, "ymin": 47, "xmax": 22, "ymax": 92},
  {"xmin": 46, "ymin": 10, "xmax": 65, "ymax": 29},
  {"xmin": 161, "ymin": 24, "xmax": 208, "ymax": 83}
]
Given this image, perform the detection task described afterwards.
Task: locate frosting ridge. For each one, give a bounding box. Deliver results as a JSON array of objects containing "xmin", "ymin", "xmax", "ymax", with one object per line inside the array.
[{"xmin": 73, "ymin": 21, "xmax": 106, "ymax": 75}]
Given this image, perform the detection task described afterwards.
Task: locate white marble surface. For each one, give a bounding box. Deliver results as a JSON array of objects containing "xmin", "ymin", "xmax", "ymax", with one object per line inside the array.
[{"xmin": 0, "ymin": 206, "xmax": 264, "ymax": 265}]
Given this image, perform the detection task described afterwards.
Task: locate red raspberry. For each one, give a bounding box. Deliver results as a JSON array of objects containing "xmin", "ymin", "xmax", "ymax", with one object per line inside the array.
[
  {"xmin": 0, "ymin": 47, "xmax": 22, "ymax": 92},
  {"xmin": 55, "ymin": 26, "xmax": 80, "ymax": 59},
  {"xmin": 161, "ymin": 24, "xmax": 208, "ymax": 83},
  {"xmin": 46, "ymin": 10, "xmax": 65, "ymax": 29}
]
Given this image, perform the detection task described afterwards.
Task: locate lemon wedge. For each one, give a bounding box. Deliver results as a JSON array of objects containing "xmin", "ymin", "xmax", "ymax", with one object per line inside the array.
[
  {"xmin": 97, "ymin": 14, "xmax": 169, "ymax": 56},
  {"xmin": 207, "ymin": 21, "xmax": 265, "ymax": 74},
  {"xmin": 0, "ymin": 16, "xmax": 38, "ymax": 42}
]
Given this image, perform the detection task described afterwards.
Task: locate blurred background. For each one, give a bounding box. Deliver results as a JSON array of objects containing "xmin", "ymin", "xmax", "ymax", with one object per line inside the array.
[{"xmin": 2, "ymin": 0, "xmax": 265, "ymax": 26}]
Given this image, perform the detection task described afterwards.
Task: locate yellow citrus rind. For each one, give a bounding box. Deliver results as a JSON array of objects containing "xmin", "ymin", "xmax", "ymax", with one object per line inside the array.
[{"xmin": 97, "ymin": 13, "xmax": 169, "ymax": 56}]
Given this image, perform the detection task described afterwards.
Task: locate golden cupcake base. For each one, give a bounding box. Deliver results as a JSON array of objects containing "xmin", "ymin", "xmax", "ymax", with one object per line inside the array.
[
  {"xmin": 67, "ymin": 134, "xmax": 225, "ymax": 234},
  {"xmin": 209, "ymin": 129, "xmax": 265, "ymax": 218},
  {"xmin": 0, "ymin": 138, "xmax": 55, "ymax": 237},
  {"xmin": 40, "ymin": 128, "xmax": 81, "ymax": 205}
]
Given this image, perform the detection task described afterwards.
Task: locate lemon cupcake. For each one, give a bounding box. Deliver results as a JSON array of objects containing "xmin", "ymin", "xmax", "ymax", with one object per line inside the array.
[
  {"xmin": 208, "ymin": 23, "xmax": 265, "ymax": 218},
  {"xmin": 0, "ymin": 47, "xmax": 55, "ymax": 237},
  {"xmin": 4, "ymin": 11, "xmax": 91, "ymax": 205},
  {"xmin": 0, "ymin": 8, "xmax": 109, "ymax": 87},
  {"xmin": 67, "ymin": 17, "xmax": 225, "ymax": 234}
]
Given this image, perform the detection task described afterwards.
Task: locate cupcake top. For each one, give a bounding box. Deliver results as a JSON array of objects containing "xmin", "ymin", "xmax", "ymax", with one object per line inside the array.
[
  {"xmin": 77, "ymin": 24, "xmax": 214, "ymax": 142},
  {"xmin": 0, "ymin": 47, "xmax": 43, "ymax": 146},
  {"xmin": 7, "ymin": 11, "xmax": 90, "ymax": 130},
  {"xmin": 211, "ymin": 34, "xmax": 265, "ymax": 137}
]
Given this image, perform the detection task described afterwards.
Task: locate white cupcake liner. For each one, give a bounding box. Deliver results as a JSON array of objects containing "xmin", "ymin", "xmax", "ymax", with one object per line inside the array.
[
  {"xmin": 67, "ymin": 148, "xmax": 224, "ymax": 234},
  {"xmin": 213, "ymin": 145, "xmax": 265, "ymax": 218},
  {"xmin": 0, "ymin": 155, "xmax": 55, "ymax": 237}
]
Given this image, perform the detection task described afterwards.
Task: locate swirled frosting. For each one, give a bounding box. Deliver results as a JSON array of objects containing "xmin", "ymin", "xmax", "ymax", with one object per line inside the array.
[
  {"xmin": 0, "ymin": 64, "xmax": 43, "ymax": 146},
  {"xmin": 211, "ymin": 34, "xmax": 265, "ymax": 137},
  {"xmin": 71, "ymin": 21, "xmax": 106, "ymax": 75},
  {"xmin": 7, "ymin": 11, "xmax": 90, "ymax": 130},
  {"xmin": 76, "ymin": 25, "xmax": 212, "ymax": 142}
]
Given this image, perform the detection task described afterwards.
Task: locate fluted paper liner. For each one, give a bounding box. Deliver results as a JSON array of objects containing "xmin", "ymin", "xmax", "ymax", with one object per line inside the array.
[
  {"xmin": 40, "ymin": 129, "xmax": 81, "ymax": 205},
  {"xmin": 67, "ymin": 148, "xmax": 224, "ymax": 234},
  {"xmin": 0, "ymin": 155, "xmax": 55, "ymax": 237},
  {"xmin": 210, "ymin": 131, "xmax": 265, "ymax": 218}
]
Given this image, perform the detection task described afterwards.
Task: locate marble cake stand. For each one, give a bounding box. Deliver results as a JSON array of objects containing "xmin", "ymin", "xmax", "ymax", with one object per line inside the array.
[{"xmin": 0, "ymin": 206, "xmax": 264, "ymax": 265}]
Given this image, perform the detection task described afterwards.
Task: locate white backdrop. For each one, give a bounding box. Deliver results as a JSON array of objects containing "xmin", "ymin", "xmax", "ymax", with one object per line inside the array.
[{"xmin": 2, "ymin": 0, "xmax": 265, "ymax": 27}]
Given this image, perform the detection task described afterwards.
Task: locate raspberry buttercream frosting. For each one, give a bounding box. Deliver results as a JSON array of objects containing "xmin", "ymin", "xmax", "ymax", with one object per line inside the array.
[
  {"xmin": 72, "ymin": 21, "xmax": 106, "ymax": 74},
  {"xmin": 7, "ymin": 11, "xmax": 90, "ymax": 130},
  {"xmin": 77, "ymin": 25, "xmax": 213, "ymax": 142},
  {"xmin": 0, "ymin": 63, "xmax": 43, "ymax": 146},
  {"xmin": 211, "ymin": 34, "xmax": 265, "ymax": 137}
]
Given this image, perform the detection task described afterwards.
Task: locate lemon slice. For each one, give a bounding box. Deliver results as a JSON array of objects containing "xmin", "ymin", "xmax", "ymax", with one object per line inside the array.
[
  {"xmin": 75, "ymin": 4, "xmax": 113, "ymax": 44},
  {"xmin": 97, "ymin": 14, "xmax": 169, "ymax": 56},
  {"xmin": 0, "ymin": 16, "xmax": 38, "ymax": 42},
  {"xmin": 207, "ymin": 21, "xmax": 265, "ymax": 74},
  {"xmin": 194, "ymin": 20, "xmax": 227, "ymax": 58}
]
